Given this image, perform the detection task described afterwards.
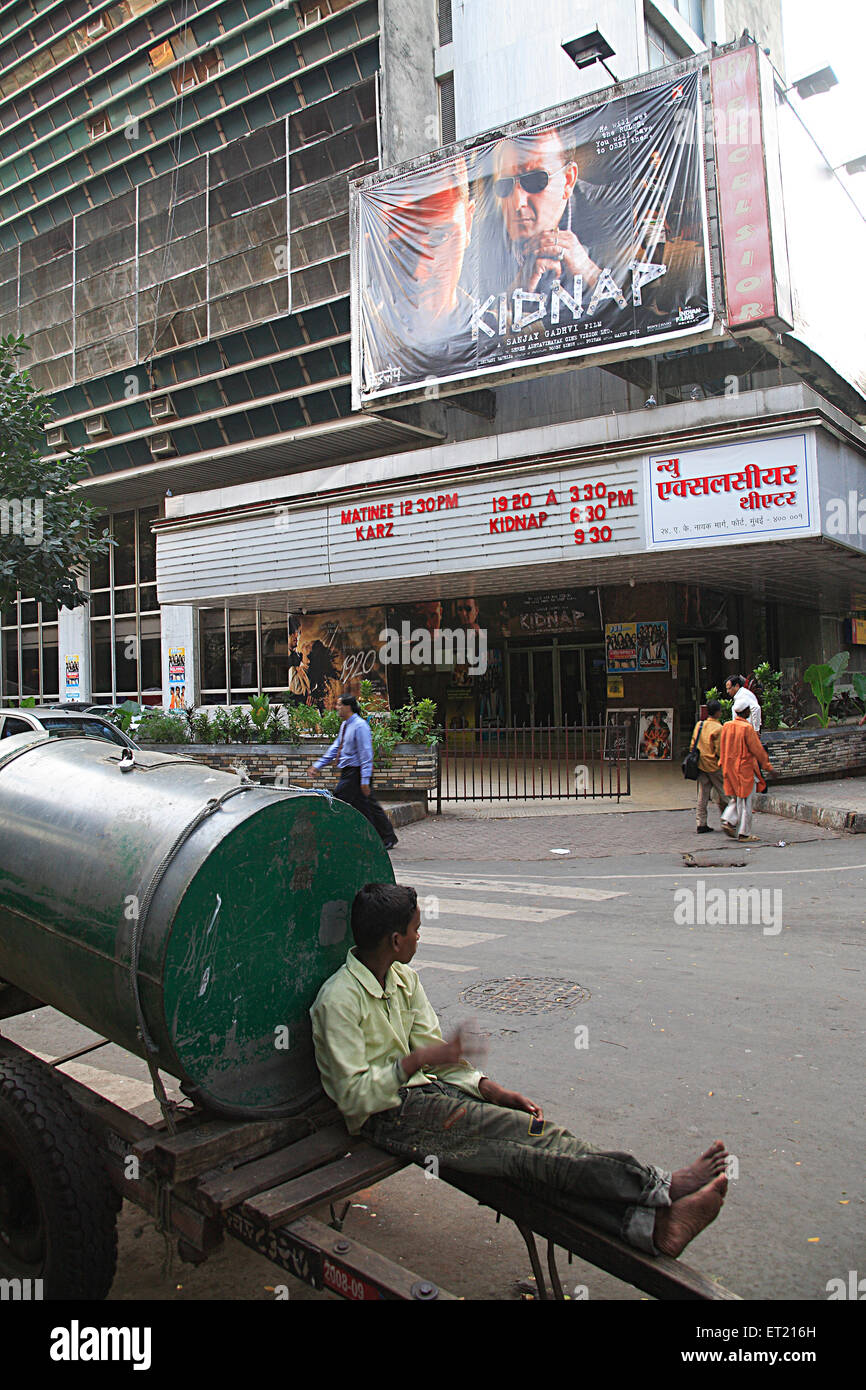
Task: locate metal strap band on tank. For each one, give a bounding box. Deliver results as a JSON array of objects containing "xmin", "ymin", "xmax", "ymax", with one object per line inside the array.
[{"xmin": 129, "ymin": 781, "xmax": 258, "ymax": 1131}]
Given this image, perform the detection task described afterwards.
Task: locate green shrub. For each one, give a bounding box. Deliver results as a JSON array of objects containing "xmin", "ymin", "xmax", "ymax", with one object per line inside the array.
[
  {"xmin": 190, "ymin": 711, "xmax": 215, "ymax": 744},
  {"xmin": 136, "ymin": 710, "xmax": 190, "ymax": 744},
  {"xmin": 704, "ymin": 687, "xmax": 733, "ymax": 722},
  {"xmin": 228, "ymin": 707, "xmax": 255, "ymax": 744},
  {"xmin": 210, "ymin": 707, "xmax": 233, "ymax": 743},
  {"xmin": 752, "ymin": 662, "xmax": 783, "ymax": 731},
  {"xmin": 804, "ymin": 651, "xmax": 849, "ymax": 728}
]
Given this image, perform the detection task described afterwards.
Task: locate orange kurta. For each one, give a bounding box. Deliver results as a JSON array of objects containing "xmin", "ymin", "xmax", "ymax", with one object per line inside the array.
[{"xmin": 718, "ymin": 718, "xmax": 773, "ymax": 798}]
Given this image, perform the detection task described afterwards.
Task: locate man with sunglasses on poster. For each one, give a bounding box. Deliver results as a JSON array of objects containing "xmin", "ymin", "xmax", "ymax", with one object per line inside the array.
[
  {"xmin": 486, "ymin": 126, "xmax": 704, "ymax": 340},
  {"xmin": 491, "ymin": 129, "xmax": 607, "ymax": 301}
]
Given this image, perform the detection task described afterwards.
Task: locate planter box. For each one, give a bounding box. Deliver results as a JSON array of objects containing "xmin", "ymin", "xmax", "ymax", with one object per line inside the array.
[
  {"xmin": 760, "ymin": 723, "xmax": 866, "ymax": 783},
  {"xmin": 139, "ymin": 741, "xmax": 439, "ymax": 794}
]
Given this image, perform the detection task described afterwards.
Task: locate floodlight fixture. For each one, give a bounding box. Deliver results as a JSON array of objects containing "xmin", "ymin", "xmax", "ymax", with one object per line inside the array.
[
  {"xmin": 562, "ymin": 29, "xmax": 618, "ymax": 82},
  {"xmin": 789, "ymin": 65, "xmax": 838, "ymax": 100},
  {"xmin": 837, "ymin": 153, "xmax": 866, "ymax": 177}
]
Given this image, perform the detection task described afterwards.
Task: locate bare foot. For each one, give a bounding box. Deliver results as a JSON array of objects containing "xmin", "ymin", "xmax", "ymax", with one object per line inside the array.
[
  {"xmin": 654, "ymin": 1174, "xmax": 728, "ymax": 1258},
  {"xmin": 670, "ymin": 1140, "xmax": 729, "ymax": 1200}
]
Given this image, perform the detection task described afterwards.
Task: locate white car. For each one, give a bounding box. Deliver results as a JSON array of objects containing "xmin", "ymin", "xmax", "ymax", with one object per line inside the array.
[{"xmin": 0, "ymin": 707, "xmax": 138, "ymax": 750}]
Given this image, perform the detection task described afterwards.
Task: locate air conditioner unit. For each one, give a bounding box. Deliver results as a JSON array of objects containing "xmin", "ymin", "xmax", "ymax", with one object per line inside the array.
[
  {"xmin": 84, "ymin": 415, "xmax": 109, "ymax": 438},
  {"xmin": 45, "ymin": 426, "xmax": 68, "ymax": 449},
  {"xmin": 148, "ymin": 394, "xmax": 176, "ymax": 421},
  {"xmin": 150, "ymin": 433, "xmax": 176, "ymax": 457},
  {"xmin": 86, "ymin": 15, "xmax": 109, "ymax": 39}
]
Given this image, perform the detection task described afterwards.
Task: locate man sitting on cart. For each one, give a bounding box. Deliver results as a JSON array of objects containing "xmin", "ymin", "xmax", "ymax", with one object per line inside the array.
[{"xmin": 310, "ymin": 883, "xmax": 728, "ymax": 1258}]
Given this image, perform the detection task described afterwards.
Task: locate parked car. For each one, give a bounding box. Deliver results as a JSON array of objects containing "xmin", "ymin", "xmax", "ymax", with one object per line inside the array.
[{"xmin": 0, "ymin": 707, "xmax": 138, "ymax": 749}]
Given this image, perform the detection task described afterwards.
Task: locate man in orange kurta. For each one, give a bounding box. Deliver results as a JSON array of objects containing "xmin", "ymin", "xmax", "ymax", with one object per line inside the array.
[{"xmin": 719, "ymin": 699, "xmax": 775, "ymax": 841}]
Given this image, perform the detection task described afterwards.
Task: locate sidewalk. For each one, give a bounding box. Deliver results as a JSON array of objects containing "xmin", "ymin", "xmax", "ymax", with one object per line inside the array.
[
  {"xmin": 755, "ymin": 777, "xmax": 866, "ymax": 833},
  {"xmin": 384, "ymin": 766, "xmax": 866, "ymax": 832}
]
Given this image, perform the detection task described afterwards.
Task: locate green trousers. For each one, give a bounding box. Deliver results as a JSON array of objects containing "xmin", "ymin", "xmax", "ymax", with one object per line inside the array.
[{"xmin": 362, "ymin": 1081, "xmax": 670, "ymax": 1254}]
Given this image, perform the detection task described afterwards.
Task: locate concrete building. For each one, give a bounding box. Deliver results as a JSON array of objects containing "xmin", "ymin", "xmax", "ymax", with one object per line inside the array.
[{"xmin": 3, "ymin": 0, "xmax": 866, "ymax": 757}]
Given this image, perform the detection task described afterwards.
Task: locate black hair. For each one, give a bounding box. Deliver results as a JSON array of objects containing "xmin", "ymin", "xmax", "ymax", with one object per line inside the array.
[
  {"xmin": 707, "ymin": 699, "xmax": 721, "ymax": 716},
  {"xmin": 339, "ymin": 695, "xmax": 359, "ymax": 713},
  {"xmin": 727, "ymin": 674, "xmax": 745, "ymax": 688},
  {"xmin": 351, "ymin": 883, "xmax": 418, "ymax": 951}
]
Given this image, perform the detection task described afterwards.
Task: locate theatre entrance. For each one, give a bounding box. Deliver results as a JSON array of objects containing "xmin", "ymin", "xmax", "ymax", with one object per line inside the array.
[{"xmin": 506, "ymin": 643, "xmax": 607, "ymax": 727}]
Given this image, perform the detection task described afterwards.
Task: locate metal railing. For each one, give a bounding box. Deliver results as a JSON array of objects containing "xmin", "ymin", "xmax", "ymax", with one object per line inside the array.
[{"xmin": 436, "ymin": 724, "xmax": 631, "ymax": 810}]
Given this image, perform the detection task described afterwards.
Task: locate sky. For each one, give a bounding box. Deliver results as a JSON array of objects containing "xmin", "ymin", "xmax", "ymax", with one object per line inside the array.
[{"xmin": 781, "ymin": 0, "xmax": 866, "ymax": 211}]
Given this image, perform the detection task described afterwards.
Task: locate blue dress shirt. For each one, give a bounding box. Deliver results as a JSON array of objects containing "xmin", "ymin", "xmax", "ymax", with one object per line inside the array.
[{"xmin": 314, "ymin": 713, "xmax": 374, "ymax": 783}]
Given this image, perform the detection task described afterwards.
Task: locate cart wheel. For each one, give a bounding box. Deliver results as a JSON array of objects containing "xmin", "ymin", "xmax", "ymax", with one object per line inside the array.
[{"xmin": 0, "ymin": 1046, "xmax": 118, "ymax": 1299}]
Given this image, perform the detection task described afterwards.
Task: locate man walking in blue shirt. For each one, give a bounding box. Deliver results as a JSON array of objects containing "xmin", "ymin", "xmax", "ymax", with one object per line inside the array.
[{"xmin": 313, "ymin": 695, "xmax": 398, "ymax": 850}]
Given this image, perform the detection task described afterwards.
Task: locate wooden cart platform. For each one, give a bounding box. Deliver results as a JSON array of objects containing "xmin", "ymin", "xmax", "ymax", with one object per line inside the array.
[{"xmin": 43, "ymin": 1048, "xmax": 738, "ymax": 1303}]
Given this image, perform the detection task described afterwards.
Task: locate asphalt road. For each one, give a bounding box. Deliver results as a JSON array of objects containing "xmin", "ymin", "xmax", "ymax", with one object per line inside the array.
[{"xmin": 2, "ymin": 806, "xmax": 863, "ymax": 1303}]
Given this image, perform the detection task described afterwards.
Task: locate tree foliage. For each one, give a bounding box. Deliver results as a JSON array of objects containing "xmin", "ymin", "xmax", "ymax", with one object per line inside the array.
[{"xmin": 0, "ymin": 336, "xmax": 112, "ymax": 610}]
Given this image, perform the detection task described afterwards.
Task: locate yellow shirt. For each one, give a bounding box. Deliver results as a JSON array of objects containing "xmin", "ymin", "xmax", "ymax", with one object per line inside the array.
[
  {"xmin": 310, "ymin": 949, "xmax": 484, "ymax": 1134},
  {"xmin": 691, "ymin": 717, "xmax": 723, "ymax": 774}
]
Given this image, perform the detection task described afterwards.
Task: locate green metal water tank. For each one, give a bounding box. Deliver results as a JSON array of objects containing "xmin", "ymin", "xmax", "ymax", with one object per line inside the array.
[{"xmin": 0, "ymin": 736, "xmax": 395, "ymax": 1117}]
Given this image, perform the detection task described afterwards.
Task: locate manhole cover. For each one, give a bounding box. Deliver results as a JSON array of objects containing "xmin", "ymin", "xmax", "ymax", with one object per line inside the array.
[
  {"xmin": 682, "ymin": 853, "xmax": 746, "ymax": 868},
  {"xmin": 458, "ymin": 977, "xmax": 590, "ymax": 1015}
]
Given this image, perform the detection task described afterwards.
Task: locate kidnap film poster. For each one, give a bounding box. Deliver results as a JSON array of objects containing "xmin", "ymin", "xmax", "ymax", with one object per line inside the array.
[
  {"xmin": 288, "ymin": 608, "xmax": 389, "ymax": 709},
  {"xmin": 354, "ymin": 71, "xmax": 712, "ymax": 403}
]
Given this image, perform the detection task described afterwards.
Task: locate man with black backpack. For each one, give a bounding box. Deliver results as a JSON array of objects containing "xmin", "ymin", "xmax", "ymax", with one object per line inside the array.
[{"xmin": 688, "ymin": 699, "xmax": 730, "ymax": 835}]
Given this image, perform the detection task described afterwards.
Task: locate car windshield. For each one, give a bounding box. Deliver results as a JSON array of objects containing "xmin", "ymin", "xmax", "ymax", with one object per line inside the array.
[{"xmin": 39, "ymin": 717, "xmax": 129, "ymax": 748}]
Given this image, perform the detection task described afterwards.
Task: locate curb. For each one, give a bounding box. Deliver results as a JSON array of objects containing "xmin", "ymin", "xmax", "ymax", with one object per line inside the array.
[
  {"xmin": 380, "ymin": 798, "xmax": 428, "ymax": 827},
  {"xmin": 755, "ymin": 791, "xmax": 866, "ymax": 833}
]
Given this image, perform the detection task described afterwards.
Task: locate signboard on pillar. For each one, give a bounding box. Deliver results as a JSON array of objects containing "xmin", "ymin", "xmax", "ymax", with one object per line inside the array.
[
  {"xmin": 710, "ymin": 43, "xmax": 792, "ymax": 333},
  {"xmin": 646, "ymin": 434, "xmax": 815, "ymax": 548}
]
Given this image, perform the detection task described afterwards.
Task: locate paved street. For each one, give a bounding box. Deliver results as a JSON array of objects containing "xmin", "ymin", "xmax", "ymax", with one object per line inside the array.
[{"xmin": 2, "ymin": 804, "xmax": 862, "ymax": 1301}]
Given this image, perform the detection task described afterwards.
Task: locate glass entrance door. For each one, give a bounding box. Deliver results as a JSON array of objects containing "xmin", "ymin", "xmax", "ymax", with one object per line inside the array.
[
  {"xmin": 508, "ymin": 644, "xmax": 608, "ymax": 727},
  {"xmin": 676, "ymin": 639, "xmax": 707, "ymax": 750},
  {"xmin": 508, "ymin": 648, "xmax": 555, "ymax": 725}
]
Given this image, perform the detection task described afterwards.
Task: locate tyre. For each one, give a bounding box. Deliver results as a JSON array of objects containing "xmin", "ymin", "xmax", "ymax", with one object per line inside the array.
[{"xmin": 0, "ymin": 1043, "xmax": 118, "ymax": 1299}]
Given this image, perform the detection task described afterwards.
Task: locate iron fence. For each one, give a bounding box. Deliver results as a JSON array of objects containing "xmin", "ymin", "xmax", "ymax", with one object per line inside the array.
[{"xmin": 436, "ymin": 724, "xmax": 631, "ymax": 810}]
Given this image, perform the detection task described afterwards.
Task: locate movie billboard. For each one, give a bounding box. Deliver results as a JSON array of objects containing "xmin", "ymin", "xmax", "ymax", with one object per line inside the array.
[
  {"xmin": 287, "ymin": 608, "xmax": 389, "ymax": 709},
  {"xmin": 353, "ymin": 71, "xmax": 712, "ymax": 404}
]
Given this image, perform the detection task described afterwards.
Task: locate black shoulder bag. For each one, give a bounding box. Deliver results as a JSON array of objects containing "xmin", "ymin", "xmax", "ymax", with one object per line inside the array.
[{"xmin": 682, "ymin": 721, "xmax": 704, "ymax": 781}]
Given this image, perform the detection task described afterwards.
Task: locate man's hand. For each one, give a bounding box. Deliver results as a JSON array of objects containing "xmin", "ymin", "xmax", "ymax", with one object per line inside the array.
[
  {"xmin": 402, "ymin": 1031, "xmax": 464, "ymax": 1079},
  {"xmin": 361, "ymin": 783, "xmax": 371, "ymax": 798},
  {"xmin": 479, "ymin": 1076, "xmax": 543, "ymax": 1121},
  {"xmin": 517, "ymin": 229, "xmax": 600, "ymax": 293}
]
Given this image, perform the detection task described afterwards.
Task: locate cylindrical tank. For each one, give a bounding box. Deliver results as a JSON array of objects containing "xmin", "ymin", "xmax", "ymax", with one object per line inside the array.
[{"xmin": 0, "ymin": 736, "xmax": 395, "ymax": 1118}]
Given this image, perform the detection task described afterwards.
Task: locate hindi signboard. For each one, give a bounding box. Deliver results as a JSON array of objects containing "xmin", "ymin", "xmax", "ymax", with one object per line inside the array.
[{"xmin": 646, "ymin": 435, "xmax": 813, "ymax": 548}]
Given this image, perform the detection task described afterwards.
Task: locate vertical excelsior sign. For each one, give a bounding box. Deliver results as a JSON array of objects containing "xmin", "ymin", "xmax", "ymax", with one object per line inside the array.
[{"xmin": 711, "ymin": 45, "xmax": 778, "ymax": 329}]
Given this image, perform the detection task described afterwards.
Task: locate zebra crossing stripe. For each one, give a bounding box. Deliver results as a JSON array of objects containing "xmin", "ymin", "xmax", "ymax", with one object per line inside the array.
[
  {"xmin": 414, "ymin": 959, "xmax": 478, "ymax": 973},
  {"xmin": 423, "ymin": 897, "xmax": 570, "ymax": 922},
  {"xmin": 421, "ymin": 926, "xmax": 504, "ymax": 948},
  {"xmin": 408, "ymin": 874, "xmax": 626, "ymax": 902}
]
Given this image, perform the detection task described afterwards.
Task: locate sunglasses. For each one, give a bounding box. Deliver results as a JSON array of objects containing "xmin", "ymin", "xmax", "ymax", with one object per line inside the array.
[{"xmin": 492, "ymin": 164, "xmax": 567, "ymax": 199}]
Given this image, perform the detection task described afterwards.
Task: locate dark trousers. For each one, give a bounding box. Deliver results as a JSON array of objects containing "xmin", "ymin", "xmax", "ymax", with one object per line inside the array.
[{"xmin": 334, "ymin": 765, "xmax": 395, "ymax": 844}]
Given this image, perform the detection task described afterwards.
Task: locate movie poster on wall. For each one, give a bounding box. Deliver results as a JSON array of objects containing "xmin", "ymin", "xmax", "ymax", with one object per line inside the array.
[
  {"xmin": 636, "ymin": 621, "xmax": 669, "ymax": 671},
  {"xmin": 638, "ymin": 709, "xmax": 674, "ymax": 760},
  {"xmin": 605, "ymin": 623, "xmax": 637, "ymax": 672},
  {"xmin": 604, "ymin": 707, "xmax": 639, "ymax": 760},
  {"xmin": 65, "ymin": 655, "xmax": 80, "ymax": 698},
  {"xmin": 168, "ymin": 646, "xmax": 186, "ymax": 710},
  {"xmin": 287, "ymin": 608, "xmax": 389, "ymax": 709},
  {"xmin": 353, "ymin": 71, "xmax": 712, "ymax": 405}
]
